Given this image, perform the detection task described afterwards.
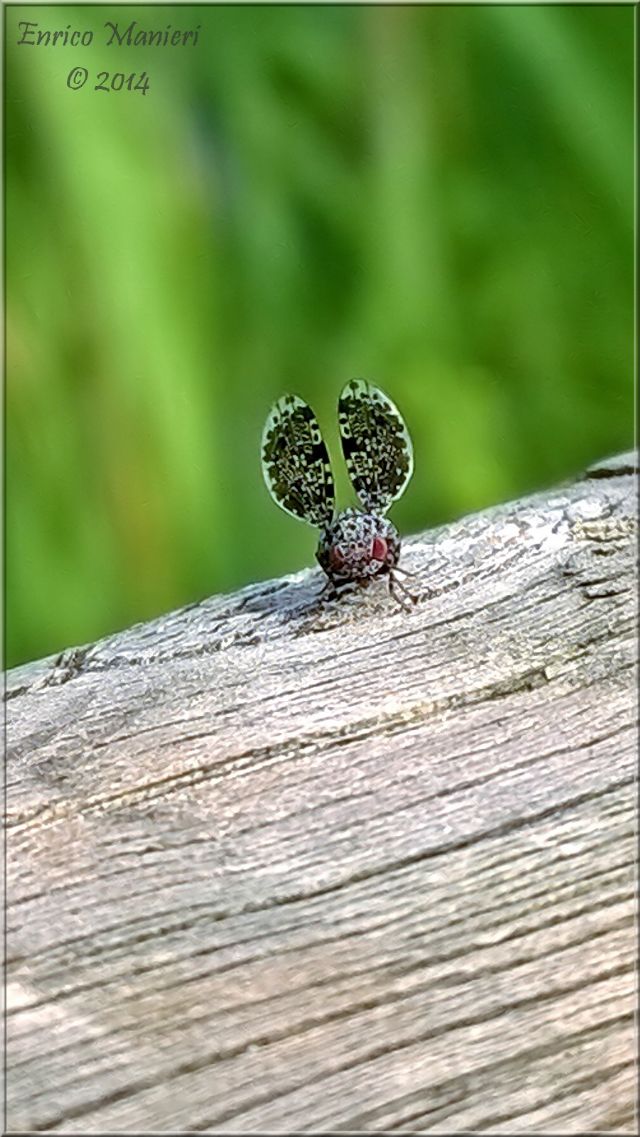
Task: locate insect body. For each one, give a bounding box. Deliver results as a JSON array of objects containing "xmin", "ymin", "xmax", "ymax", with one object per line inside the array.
[{"xmin": 261, "ymin": 379, "xmax": 416, "ymax": 606}]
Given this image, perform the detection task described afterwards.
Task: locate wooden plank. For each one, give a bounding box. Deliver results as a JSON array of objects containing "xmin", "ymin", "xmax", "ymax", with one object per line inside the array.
[{"xmin": 5, "ymin": 452, "xmax": 637, "ymax": 1134}]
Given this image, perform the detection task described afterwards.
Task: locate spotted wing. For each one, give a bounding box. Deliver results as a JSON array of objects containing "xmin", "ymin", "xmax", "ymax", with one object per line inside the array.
[
  {"xmin": 338, "ymin": 379, "xmax": 414, "ymax": 513},
  {"xmin": 261, "ymin": 394, "xmax": 335, "ymax": 527}
]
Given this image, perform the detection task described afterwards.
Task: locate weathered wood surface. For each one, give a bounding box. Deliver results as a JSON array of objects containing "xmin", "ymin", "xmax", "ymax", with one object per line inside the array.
[{"xmin": 5, "ymin": 451, "xmax": 638, "ymax": 1135}]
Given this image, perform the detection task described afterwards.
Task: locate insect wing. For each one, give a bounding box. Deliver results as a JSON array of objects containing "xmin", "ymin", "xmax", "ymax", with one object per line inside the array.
[
  {"xmin": 338, "ymin": 379, "xmax": 414, "ymax": 512},
  {"xmin": 261, "ymin": 395, "xmax": 335, "ymax": 526}
]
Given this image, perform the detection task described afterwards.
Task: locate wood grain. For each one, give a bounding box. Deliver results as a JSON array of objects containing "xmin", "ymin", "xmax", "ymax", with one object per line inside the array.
[{"xmin": 5, "ymin": 452, "xmax": 638, "ymax": 1134}]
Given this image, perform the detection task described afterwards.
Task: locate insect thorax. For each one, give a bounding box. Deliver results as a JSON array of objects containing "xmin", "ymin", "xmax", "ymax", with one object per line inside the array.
[{"xmin": 316, "ymin": 507, "xmax": 401, "ymax": 584}]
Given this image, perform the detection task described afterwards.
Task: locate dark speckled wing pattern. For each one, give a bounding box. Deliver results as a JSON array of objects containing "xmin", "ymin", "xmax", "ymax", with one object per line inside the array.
[
  {"xmin": 261, "ymin": 394, "xmax": 335, "ymax": 527},
  {"xmin": 338, "ymin": 379, "xmax": 414, "ymax": 513}
]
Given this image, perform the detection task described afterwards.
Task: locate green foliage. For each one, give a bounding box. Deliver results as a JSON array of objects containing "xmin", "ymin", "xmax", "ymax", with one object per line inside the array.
[{"xmin": 6, "ymin": 4, "xmax": 634, "ymax": 666}]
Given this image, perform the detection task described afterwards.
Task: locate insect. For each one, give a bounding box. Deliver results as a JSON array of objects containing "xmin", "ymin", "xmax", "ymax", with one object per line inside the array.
[{"xmin": 261, "ymin": 378, "xmax": 416, "ymax": 607}]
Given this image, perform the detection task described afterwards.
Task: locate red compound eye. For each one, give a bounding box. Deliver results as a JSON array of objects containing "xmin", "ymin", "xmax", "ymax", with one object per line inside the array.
[{"xmin": 372, "ymin": 536, "xmax": 387, "ymax": 561}]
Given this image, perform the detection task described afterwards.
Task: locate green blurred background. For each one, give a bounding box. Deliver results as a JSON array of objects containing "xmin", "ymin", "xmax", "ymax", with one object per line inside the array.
[{"xmin": 6, "ymin": 4, "xmax": 634, "ymax": 668}]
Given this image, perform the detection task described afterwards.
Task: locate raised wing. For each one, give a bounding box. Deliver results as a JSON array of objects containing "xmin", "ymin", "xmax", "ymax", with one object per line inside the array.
[
  {"xmin": 338, "ymin": 379, "xmax": 414, "ymax": 513},
  {"xmin": 261, "ymin": 394, "xmax": 335, "ymax": 527}
]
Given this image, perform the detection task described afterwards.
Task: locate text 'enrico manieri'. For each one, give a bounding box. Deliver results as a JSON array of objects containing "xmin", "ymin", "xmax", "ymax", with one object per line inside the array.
[{"xmin": 17, "ymin": 21, "xmax": 201, "ymax": 48}]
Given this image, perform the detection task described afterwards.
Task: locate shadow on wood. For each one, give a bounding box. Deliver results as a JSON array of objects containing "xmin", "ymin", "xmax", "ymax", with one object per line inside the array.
[{"xmin": 5, "ymin": 451, "xmax": 637, "ymax": 1134}]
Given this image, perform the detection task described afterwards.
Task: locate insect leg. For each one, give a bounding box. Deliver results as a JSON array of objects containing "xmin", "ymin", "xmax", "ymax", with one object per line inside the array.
[{"xmin": 389, "ymin": 571, "xmax": 419, "ymax": 609}]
